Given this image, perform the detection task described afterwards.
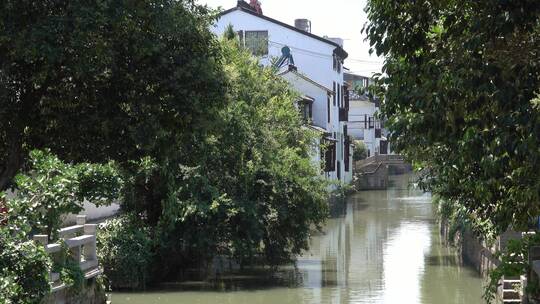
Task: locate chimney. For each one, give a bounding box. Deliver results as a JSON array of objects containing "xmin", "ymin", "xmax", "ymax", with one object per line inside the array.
[
  {"xmin": 238, "ymin": 0, "xmax": 262, "ymax": 14},
  {"xmin": 294, "ymin": 19, "xmax": 311, "ymax": 33}
]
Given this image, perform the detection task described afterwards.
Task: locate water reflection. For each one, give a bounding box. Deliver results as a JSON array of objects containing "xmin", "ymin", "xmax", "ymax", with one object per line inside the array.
[{"xmin": 113, "ymin": 174, "xmax": 484, "ymax": 304}]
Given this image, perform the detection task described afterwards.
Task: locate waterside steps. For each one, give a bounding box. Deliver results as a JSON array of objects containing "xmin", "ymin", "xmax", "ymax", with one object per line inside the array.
[
  {"xmin": 33, "ymin": 215, "xmax": 103, "ymax": 293},
  {"xmin": 500, "ymin": 276, "xmax": 522, "ymax": 303}
]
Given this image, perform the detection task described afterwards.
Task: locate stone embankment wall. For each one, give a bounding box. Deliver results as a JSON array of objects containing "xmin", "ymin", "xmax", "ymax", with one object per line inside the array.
[
  {"xmin": 354, "ymin": 163, "xmax": 411, "ymax": 191},
  {"xmin": 439, "ymin": 219, "xmax": 500, "ymax": 276},
  {"xmin": 355, "ymin": 163, "xmax": 388, "ymax": 190},
  {"xmin": 43, "ymin": 278, "xmax": 107, "ymax": 304}
]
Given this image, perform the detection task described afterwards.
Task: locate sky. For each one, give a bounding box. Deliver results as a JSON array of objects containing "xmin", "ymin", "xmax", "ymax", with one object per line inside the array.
[{"xmin": 197, "ymin": 0, "xmax": 384, "ymax": 76}]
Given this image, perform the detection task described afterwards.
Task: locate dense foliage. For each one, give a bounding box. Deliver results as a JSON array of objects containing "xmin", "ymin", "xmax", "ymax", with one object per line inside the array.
[
  {"xmin": 6, "ymin": 150, "xmax": 121, "ymax": 239},
  {"xmin": 120, "ymin": 38, "xmax": 328, "ymax": 280},
  {"xmin": 1, "ymin": 0, "xmax": 329, "ymax": 296},
  {"xmin": 0, "ymin": 0, "xmax": 225, "ymax": 190},
  {"xmin": 0, "ymin": 150, "xmax": 122, "ymax": 302},
  {"xmin": 365, "ymin": 0, "xmax": 540, "ymax": 300},
  {"xmin": 98, "ymin": 214, "xmax": 153, "ymax": 290},
  {"xmin": 0, "ymin": 228, "xmax": 50, "ymax": 304},
  {"xmin": 365, "ymin": 0, "xmax": 540, "ymax": 234},
  {"xmin": 192, "ymin": 38, "xmax": 328, "ymax": 266}
]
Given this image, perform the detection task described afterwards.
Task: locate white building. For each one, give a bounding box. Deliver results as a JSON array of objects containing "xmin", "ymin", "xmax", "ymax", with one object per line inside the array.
[
  {"xmin": 345, "ymin": 72, "xmax": 391, "ymax": 156},
  {"xmin": 212, "ymin": 1, "xmax": 353, "ymax": 185}
]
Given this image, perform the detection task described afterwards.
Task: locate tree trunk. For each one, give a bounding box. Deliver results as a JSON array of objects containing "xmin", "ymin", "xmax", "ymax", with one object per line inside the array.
[{"xmin": 0, "ymin": 129, "xmax": 23, "ymax": 191}]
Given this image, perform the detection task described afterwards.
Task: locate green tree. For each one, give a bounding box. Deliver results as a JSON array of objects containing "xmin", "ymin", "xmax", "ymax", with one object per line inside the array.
[
  {"xmin": 98, "ymin": 214, "xmax": 153, "ymax": 290},
  {"xmin": 121, "ymin": 37, "xmax": 329, "ymax": 279},
  {"xmin": 352, "ymin": 140, "xmax": 368, "ymax": 161},
  {"xmin": 1, "ymin": 150, "xmax": 124, "ymax": 302},
  {"xmin": 0, "ymin": 0, "xmax": 225, "ymax": 190},
  {"xmin": 6, "ymin": 150, "xmax": 122, "ymax": 240},
  {"xmin": 0, "ymin": 228, "xmax": 50, "ymax": 304},
  {"xmin": 364, "ymin": 0, "xmax": 540, "ymax": 234}
]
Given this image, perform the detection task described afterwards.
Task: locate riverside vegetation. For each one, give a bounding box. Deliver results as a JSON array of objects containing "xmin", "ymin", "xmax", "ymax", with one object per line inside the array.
[
  {"xmin": 364, "ymin": 0, "xmax": 540, "ymax": 301},
  {"xmin": 0, "ymin": 0, "xmax": 328, "ymax": 302}
]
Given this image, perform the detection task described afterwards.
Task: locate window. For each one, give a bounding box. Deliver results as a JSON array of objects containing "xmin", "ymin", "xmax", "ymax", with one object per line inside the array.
[
  {"xmin": 364, "ymin": 114, "xmax": 368, "ymax": 129},
  {"xmin": 368, "ymin": 117, "xmax": 374, "ymax": 129},
  {"xmin": 337, "ymin": 84, "xmax": 341, "ymax": 107},
  {"xmin": 300, "ymin": 102, "xmax": 312, "ymax": 122},
  {"xmin": 245, "ymin": 31, "xmax": 268, "ymax": 56},
  {"xmin": 344, "ymin": 136, "xmax": 350, "ymax": 172},
  {"xmin": 333, "ymin": 55, "xmax": 342, "ymax": 73},
  {"xmin": 333, "ymin": 82, "xmax": 336, "ymax": 106},
  {"xmin": 327, "ymin": 94, "xmax": 331, "ymax": 123},
  {"xmin": 237, "ymin": 30, "xmax": 244, "ymax": 45},
  {"xmin": 343, "ymin": 85, "xmax": 349, "ymax": 109},
  {"xmin": 324, "ymin": 141, "xmax": 336, "ymax": 172}
]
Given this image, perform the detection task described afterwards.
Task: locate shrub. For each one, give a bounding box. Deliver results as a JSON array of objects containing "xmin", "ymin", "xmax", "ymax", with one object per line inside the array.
[
  {"xmin": 7, "ymin": 149, "xmax": 122, "ymax": 240},
  {"xmin": 97, "ymin": 214, "xmax": 153, "ymax": 290},
  {"xmin": 0, "ymin": 228, "xmax": 50, "ymax": 304}
]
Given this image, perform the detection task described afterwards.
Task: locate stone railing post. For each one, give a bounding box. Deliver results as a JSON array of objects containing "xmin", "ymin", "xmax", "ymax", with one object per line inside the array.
[
  {"xmin": 69, "ymin": 215, "xmax": 87, "ymax": 263},
  {"xmin": 84, "ymin": 224, "xmax": 98, "ymax": 261},
  {"xmin": 76, "ymin": 215, "xmax": 87, "ymax": 226},
  {"xmin": 33, "ymin": 234, "xmax": 49, "ymax": 246}
]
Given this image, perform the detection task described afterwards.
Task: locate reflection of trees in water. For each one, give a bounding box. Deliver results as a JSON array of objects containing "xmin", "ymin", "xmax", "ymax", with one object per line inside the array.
[
  {"xmin": 112, "ymin": 173, "xmax": 483, "ymax": 304},
  {"xmin": 298, "ymin": 174, "xmax": 434, "ymax": 303},
  {"xmin": 418, "ymin": 226, "xmax": 484, "ymax": 304}
]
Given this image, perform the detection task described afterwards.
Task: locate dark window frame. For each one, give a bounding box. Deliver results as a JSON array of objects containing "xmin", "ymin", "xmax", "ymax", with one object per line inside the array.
[
  {"xmin": 327, "ymin": 94, "xmax": 331, "ymax": 123},
  {"xmin": 324, "ymin": 141, "xmax": 336, "ymax": 172},
  {"xmin": 333, "ymin": 82, "xmax": 336, "ymax": 106},
  {"xmin": 337, "ymin": 83, "xmax": 341, "ymax": 108}
]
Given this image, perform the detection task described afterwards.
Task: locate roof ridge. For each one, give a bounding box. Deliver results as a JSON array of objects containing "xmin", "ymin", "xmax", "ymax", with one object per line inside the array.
[
  {"xmin": 280, "ymin": 69, "xmax": 334, "ymax": 93},
  {"xmin": 218, "ymin": 6, "xmax": 348, "ymax": 59}
]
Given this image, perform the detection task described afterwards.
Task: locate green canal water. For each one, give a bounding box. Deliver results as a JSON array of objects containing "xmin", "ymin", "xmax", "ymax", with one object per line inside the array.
[{"xmin": 112, "ymin": 174, "xmax": 484, "ymax": 303}]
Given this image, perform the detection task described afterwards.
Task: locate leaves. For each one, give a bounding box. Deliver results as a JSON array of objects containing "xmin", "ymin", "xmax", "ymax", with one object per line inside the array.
[
  {"xmin": 0, "ymin": 0, "xmax": 226, "ymax": 190},
  {"xmin": 365, "ymin": 0, "xmax": 540, "ymax": 232},
  {"xmin": 5, "ymin": 149, "xmax": 122, "ymax": 240},
  {"xmin": 119, "ymin": 38, "xmax": 329, "ymax": 277},
  {"xmin": 97, "ymin": 214, "xmax": 153, "ymax": 290},
  {"xmin": 0, "ymin": 228, "xmax": 50, "ymax": 304}
]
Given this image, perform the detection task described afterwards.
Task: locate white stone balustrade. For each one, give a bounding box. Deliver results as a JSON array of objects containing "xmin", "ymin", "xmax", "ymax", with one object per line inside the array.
[{"xmin": 33, "ymin": 215, "xmax": 102, "ymax": 293}]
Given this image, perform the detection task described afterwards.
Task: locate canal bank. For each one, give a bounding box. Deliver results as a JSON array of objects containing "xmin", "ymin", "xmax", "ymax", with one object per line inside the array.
[{"xmin": 112, "ymin": 174, "xmax": 484, "ymax": 304}]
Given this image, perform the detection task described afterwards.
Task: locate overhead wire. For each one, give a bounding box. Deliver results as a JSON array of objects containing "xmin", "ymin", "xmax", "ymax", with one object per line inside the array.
[{"xmin": 267, "ymin": 40, "xmax": 384, "ymax": 65}]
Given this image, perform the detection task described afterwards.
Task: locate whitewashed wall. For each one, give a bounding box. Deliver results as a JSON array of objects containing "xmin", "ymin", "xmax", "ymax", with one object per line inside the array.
[
  {"xmin": 213, "ymin": 9, "xmax": 352, "ymax": 185},
  {"xmin": 349, "ymin": 100, "xmax": 377, "ymax": 156}
]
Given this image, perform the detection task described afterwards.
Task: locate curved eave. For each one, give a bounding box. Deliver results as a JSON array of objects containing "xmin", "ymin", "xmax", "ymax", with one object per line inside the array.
[{"xmin": 333, "ymin": 47, "xmax": 348, "ymax": 60}]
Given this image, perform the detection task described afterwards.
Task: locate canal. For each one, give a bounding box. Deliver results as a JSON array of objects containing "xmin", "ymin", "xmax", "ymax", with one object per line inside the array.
[{"xmin": 113, "ymin": 174, "xmax": 484, "ymax": 303}]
